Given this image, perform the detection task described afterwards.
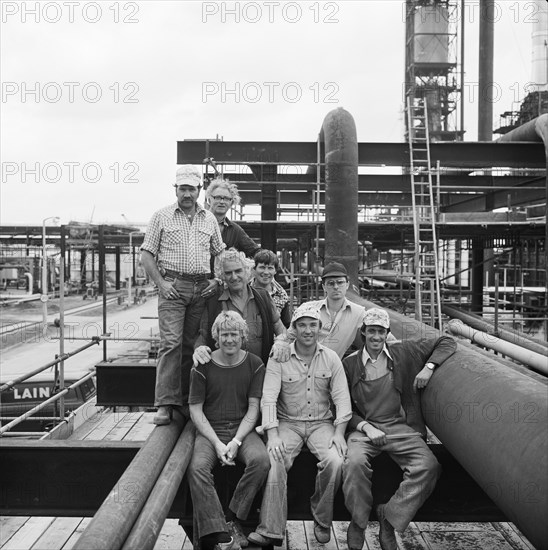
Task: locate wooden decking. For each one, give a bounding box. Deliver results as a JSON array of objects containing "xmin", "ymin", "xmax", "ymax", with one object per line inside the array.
[{"xmin": 0, "ymin": 410, "xmax": 536, "ymax": 550}]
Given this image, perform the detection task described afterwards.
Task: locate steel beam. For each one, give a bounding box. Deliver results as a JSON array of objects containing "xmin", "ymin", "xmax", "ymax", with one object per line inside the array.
[
  {"xmin": 0, "ymin": 440, "xmax": 141, "ymax": 516},
  {"xmin": 444, "ymin": 186, "xmax": 547, "ymax": 212},
  {"xmin": 96, "ymin": 362, "xmax": 156, "ymax": 406},
  {"xmin": 0, "ymin": 439, "xmax": 505, "ymax": 523},
  {"xmin": 178, "ymin": 140, "xmax": 545, "ymax": 168},
  {"xmin": 227, "ymin": 173, "xmax": 544, "ymax": 191}
]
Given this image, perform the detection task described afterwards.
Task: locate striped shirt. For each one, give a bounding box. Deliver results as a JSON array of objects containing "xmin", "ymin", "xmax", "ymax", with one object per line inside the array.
[{"xmin": 141, "ymin": 202, "xmax": 225, "ymax": 275}]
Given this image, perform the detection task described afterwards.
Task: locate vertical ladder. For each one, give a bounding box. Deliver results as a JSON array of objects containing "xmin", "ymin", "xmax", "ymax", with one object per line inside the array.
[{"xmin": 406, "ymin": 95, "xmax": 442, "ymax": 328}]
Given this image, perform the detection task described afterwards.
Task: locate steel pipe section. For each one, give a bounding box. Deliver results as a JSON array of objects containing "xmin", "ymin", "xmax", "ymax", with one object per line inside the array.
[
  {"xmin": 497, "ymin": 113, "xmax": 548, "ymax": 145},
  {"xmin": 321, "ymin": 108, "xmax": 359, "ymax": 287},
  {"xmin": 73, "ymin": 411, "xmax": 187, "ymax": 550},
  {"xmin": 348, "ymin": 292, "xmax": 548, "ymax": 549},
  {"xmin": 122, "ymin": 420, "xmax": 195, "ymax": 550},
  {"xmin": 447, "ymin": 319, "xmax": 548, "ymax": 375},
  {"xmin": 442, "ymin": 304, "xmax": 548, "ymax": 357}
]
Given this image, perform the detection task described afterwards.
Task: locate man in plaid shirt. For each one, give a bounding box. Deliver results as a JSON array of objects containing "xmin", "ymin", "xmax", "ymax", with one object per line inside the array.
[{"xmin": 141, "ymin": 165, "xmax": 225, "ymax": 425}]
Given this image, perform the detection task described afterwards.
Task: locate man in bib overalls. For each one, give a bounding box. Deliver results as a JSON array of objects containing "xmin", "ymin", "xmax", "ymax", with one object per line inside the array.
[{"xmin": 342, "ymin": 308, "xmax": 456, "ymax": 550}]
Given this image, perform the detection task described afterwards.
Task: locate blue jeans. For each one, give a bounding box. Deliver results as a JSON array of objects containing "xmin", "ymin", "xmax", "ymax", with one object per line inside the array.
[
  {"xmin": 155, "ymin": 277, "xmax": 208, "ymax": 408},
  {"xmin": 342, "ymin": 429, "xmax": 441, "ymax": 531},
  {"xmin": 188, "ymin": 423, "xmax": 270, "ymax": 538},
  {"xmin": 255, "ymin": 420, "xmax": 344, "ymax": 539}
]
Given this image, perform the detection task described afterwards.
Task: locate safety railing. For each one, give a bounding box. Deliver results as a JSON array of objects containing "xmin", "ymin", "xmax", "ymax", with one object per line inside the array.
[
  {"xmin": 0, "ymin": 338, "xmax": 100, "ymax": 436},
  {"xmin": 0, "ymin": 370, "xmax": 97, "ymax": 435}
]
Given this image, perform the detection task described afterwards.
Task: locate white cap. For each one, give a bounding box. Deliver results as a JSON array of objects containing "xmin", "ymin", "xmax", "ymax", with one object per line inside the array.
[{"xmin": 174, "ymin": 165, "xmax": 202, "ymax": 188}]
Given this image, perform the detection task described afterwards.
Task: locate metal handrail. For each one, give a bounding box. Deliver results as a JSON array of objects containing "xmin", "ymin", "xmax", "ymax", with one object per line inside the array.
[
  {"xmin": 0, "ymin": 370, "xmax": 96, "ymax": 435},
  {"xmin": 48, "ymin": 336, "xmax": 160, "ymax": 343},
  {"xmin": 0, "ymin": 338, "xmax": 100, "ymax": 393}
]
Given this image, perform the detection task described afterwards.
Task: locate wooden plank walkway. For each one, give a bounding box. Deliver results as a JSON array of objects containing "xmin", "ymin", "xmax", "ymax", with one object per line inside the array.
[{"xmin": 0, "ymin": 410, "xmax": 536, "ymax": 550}]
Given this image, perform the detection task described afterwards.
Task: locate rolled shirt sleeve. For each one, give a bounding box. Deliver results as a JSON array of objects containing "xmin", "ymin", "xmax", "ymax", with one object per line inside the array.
[
  {"xmin": 261, "ymin": 344, "xmax": 351, "ymax": 430},
  {"xmin": 261, "ymin": 357, "xmax": 282, "ymax": 430}
]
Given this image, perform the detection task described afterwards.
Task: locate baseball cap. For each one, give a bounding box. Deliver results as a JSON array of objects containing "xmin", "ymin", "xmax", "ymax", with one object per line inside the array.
[
  {"xmin": 174, "ymin": 165, "xmax": 202, "ymax": 188},
  {"xmin": 291, "ymin": 303, "xmax": 321, "ymax": 324},
  {"xmin": 363, "ymin": 308, "xmax": 390, "ymax": 329},
  {"xmin": 321, "ymin": 262, "xmax": 348, "ymax": 279}
]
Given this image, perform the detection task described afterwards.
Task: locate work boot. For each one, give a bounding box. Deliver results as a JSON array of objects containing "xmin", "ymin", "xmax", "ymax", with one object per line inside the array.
[
  {"xmin": 313, "ymin": 521, "xmax": 331, "ymax": 544},
  {"xmin": 247, "ymin": 532, "xmax": 283, "ymax": 547},
  {"xmin": 227, "ymin": 520, "xmax": 248, "ymax": 548},
  {"xmin": 347, "ymin": 520, "xmax": 365, "ymax": 550},
  {"xmin": 153, "ymin": 405, "xmax": 172, "ymax": 425},
  {"xmin": 213, "ymin": 536, "xmax": 240, "ymax": 550},
  {"xmin": 376, "ymin": 504, "xmax": 397, "ymax": 550}
]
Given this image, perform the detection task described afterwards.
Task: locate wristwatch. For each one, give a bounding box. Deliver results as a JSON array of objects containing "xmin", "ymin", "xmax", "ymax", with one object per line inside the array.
[
  {"xmin": 232, "ymin": 438, "xmax": 242, "ymax": 447},
  {"xmin": 425, "ymin": 362, "xmax": 436, "ymax": 371}
]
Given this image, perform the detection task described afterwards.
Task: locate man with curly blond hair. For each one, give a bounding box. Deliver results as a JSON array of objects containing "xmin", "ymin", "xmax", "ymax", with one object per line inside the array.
[{"xmin": 188, "ymin": 311, "xmax": 269, "ymax": 550}]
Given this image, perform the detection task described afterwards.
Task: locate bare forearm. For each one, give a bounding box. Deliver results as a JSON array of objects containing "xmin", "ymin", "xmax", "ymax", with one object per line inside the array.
[
  {"xmin": 190, "ymin": 405, "xmax": 221, "ymax": 447},
  {"xmin": 140, "ymin": 250, "xmax": 163, "ymax": 287},
  {"xmin": 235, "ymin": 399, "xmax": 261, "ymax": 442}
]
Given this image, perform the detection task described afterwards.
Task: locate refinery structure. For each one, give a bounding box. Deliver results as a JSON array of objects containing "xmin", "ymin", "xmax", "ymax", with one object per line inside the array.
[
  {"xmin": 1, "ymin": 2, "xmax": 548, "ymax": 550},
  {"xmin": 2, "ymin": 0, "xmax": 546, "ymax": 336}
]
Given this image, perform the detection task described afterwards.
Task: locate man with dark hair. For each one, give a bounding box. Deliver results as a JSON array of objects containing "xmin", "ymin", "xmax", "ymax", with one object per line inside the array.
[
  {"xmin": 247, "ymin": 303, "xmax": 351, "ymax": 547},
  {"xmin": 250, "ymin": 249, "xmax": 291, "ymax": 327},
  {"xmin": 288, "ymin": 261, "xmax": 365, "ymax": 359},
  {"xmin": 141, "ymin": 165, "xmax": 225, "ymax": 425},
  {"xmin": 342, "ymin": 307, "xmax": 456, "ymax": 550}
]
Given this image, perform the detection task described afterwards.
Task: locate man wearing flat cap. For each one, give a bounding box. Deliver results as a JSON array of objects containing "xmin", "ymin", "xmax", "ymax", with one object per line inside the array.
[
  {"xmin": 248, "ymin": 303, "xmax": 351, "ymax": 548},
  {"xmin": 342, "ymin": 307, "xmax": 456, "ymax": 550},
  {"xmin": 141, "ymin": 165, "xmax": 225, "ymax": 425},
  {"xmin": 288, "ymin": 261, "xmax": 366, "ymax": 359}
]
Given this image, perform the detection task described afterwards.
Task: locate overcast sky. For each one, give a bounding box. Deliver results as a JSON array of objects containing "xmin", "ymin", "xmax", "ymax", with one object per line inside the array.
[{"xmin": 0, "ymin": 0, "xmax": 535, "ymax": 227}]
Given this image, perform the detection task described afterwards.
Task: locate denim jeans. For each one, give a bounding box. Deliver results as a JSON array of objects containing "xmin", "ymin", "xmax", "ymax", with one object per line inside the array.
[
  {"xmin": 188, "ymin": 422, "xmax": 270, "ymax": 538},
  {"xmin": 255, "ymin": 420, "xmax": 344, "ymax": 539},
  {"xmin": 342, "ymin": 429, "xmax": 441, "ymax": 531},
  {"xmin": 155, "ymin": 277, "xmax": 208, "ymax": 408}
]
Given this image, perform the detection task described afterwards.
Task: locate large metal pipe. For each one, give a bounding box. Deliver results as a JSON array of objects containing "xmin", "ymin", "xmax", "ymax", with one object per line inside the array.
[
  {"xmin": 346, "ymin": 292, "xmax": 548, "ymax": 549},
  {"xmin": 73, "ymin": 411, "xmax": 186, "ymax": 550},
  {"xmin": 478, "ymin": 0, "xmax": 495, "ymax": 140},
  {"xmin": 442, "ymin": 304, "xmax": 548, "ymax": 356},
  {"xmin": 321, "ymin": 107, "xmax": 359, "ymax": 287},
  {"xmin": 447, "ymin": 319, "xmax": 548, "ymax": 375},
  {"xmin": 122, "ymin": 420, "xmax": 195, "ymax": 550}
]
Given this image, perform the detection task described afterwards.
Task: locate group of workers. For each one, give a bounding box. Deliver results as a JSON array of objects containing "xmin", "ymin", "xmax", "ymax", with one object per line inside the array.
[{"xmin": 140, "ymin": 165, "xmax": 457, "ymax": 550}]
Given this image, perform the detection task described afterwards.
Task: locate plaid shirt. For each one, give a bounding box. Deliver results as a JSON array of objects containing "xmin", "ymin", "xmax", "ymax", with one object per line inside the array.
[
  {"xmin": 141, "ymin": 202, "xmax": 225, "ymax": 274},
  {"xmin": 250, "ymin": 277, "xmax": 289, "ymax": 314}
]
